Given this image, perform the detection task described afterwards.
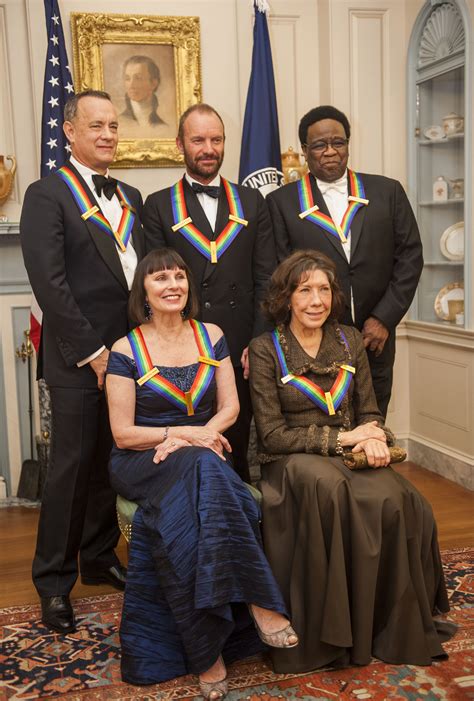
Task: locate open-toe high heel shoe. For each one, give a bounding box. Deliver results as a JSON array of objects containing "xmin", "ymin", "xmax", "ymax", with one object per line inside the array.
[
  {"xmin": 249, "ymin": 607, "xmax": 299, "ymax": 649},
  {"xmin": 199, "ymin": 656, "xmax": 228, "ymax": 700}
]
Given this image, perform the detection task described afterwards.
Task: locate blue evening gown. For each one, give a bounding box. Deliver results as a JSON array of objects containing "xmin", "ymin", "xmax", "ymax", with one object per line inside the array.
[{"xmin": 107, "ymin": 335, "xmax": 286, "ymax": 685}]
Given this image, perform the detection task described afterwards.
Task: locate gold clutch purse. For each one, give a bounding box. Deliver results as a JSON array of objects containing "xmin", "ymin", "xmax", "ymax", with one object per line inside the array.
[{"xmin": 342, "ymin": 446, "xmax": 407, "ymax": 470}]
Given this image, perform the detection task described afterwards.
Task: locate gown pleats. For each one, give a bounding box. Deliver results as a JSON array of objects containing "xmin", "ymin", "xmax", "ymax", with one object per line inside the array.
[{"xmin": 260, "ymin": 454, "xmax": 456, "ymax": 673}]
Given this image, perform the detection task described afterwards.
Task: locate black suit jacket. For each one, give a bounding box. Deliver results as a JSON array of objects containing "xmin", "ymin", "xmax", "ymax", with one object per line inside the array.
[
  {"xmin": 267, "ymin": 172, "xmax": 423, "ymax": 331},
  {"xmin": 143, "ymin": 176, "xmax": 276, "ymax": 365},
  {"xmin": 20, "ymin": 162, "xmax": 145, "ymax": 387}
]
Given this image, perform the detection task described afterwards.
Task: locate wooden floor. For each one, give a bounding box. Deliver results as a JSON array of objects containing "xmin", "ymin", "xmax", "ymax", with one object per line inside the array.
[{"xmin": 0, "ymin": 462, "xmax": 472, "ymax": 609}]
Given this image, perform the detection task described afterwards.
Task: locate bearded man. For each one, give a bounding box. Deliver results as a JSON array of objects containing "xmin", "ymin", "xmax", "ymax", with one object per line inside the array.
[{"xmin": 142, "ymin": 103, "xmax": 276, "ymax": 482}]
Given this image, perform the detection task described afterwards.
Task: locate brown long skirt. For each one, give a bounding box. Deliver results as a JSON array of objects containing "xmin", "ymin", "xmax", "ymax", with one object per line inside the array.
[{"xmin": 260, "ymin": 454, "xmax": 456, "ymax": 673}]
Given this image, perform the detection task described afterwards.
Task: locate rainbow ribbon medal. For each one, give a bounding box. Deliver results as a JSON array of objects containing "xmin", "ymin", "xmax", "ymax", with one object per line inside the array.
[
  {"xmin": 271, "ymin": 329, "xmax": 355, "ymax": 415},
  {"xmin": 297, "ymin": 170, "xmax": 369, "ymax": 244},
  {"xmin": 127, "ymin": 320, "xmax": 220, "ymax": 416},
  {"xmin": 170, "ymin": 178, "xmax": 248, "ymax": 263},
  {"xmin": 57, "ymin": 166, "xmax": 135, "ymax": 252}
]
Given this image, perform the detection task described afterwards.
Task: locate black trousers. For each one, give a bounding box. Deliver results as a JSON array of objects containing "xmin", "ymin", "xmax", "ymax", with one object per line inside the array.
[
  {"xmin": 32, "ymin": 386, "xmax": 120, "ymax": 596},
  {"xmin": 366, "ymin": 331, "xmax": 396, "ymax": 419},
  {"xmin": 224, "ymin": 366, "xmax": 252, "ymax": 484}
]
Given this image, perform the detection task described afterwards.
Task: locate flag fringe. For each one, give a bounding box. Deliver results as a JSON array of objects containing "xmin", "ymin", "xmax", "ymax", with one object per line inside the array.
[{"xmin": 254, "ymin": 0, "xmax": 270, "ymax": 14}]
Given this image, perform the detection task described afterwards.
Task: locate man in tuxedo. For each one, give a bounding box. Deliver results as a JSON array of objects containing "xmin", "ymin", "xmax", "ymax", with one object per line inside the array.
[
  {"xmin": 143, "ymin": 103, "xmax": 276, "ymax": 482},
  {"xmin": 267, "ymin": 105, "xmax": 423, "ymax": 416},
  {"xmin": 20, "ymin": 90, "xmax": 145, "ymax": 633}
]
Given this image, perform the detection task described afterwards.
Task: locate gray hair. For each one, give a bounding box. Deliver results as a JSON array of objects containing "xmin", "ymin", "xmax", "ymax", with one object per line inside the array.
[{"xmin": 64, "ymin": 90, "xmax": 112, "ymax": 122}]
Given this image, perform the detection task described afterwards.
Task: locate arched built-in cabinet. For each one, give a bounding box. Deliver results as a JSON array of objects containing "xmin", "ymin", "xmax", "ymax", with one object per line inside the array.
[
  {"xmin": 408, "ymin": 0, "xmax": 471, "ymax": 329},
  {"xmin": 405, "ymin": 0, "xmax": 473, "ymax": 491}
]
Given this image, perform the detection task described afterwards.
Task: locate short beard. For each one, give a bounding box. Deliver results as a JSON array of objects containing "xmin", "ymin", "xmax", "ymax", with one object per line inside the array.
[{"xmin": 184, "ymin": 153, "xmax": 223, "ymax": 183}]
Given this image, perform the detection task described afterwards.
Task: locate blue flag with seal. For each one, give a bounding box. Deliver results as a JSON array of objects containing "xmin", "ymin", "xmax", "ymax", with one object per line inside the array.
[{"xmin": 239, "ymin": 0, "xmax": 283, "ymax": 196}]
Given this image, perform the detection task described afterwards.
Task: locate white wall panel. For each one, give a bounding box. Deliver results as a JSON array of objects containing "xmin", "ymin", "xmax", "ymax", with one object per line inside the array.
[
  {"xmin": 349, "ymin": 10, "xmax": 387, "ymax": 174},
  {"xmin": 410, "ymin": 334, "xmax": 474, "ymax": 459},
  {"xmin": 415, "ymin": 353, "xmax": 469, "ymax": 430},
  {"xmin": 269, "ymin": 15, "xmax": 299, "ymax": 151}
]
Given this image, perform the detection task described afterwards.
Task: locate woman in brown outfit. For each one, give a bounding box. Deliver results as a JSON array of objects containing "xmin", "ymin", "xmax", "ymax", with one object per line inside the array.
[{"xmin": 249, "ymin": 250, "xmax": 455, "ymax": 674}]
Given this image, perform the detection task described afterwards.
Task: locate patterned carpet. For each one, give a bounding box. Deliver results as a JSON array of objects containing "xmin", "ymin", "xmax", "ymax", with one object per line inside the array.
[{"xmin": 1, "ymin": 547, "xmax": 473, "ymax": 700}]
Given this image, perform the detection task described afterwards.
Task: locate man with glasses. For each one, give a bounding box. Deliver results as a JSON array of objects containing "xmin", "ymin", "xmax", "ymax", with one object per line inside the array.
[{"xmin": 267, "ymin": 105, "xmax": 422, "ymax": 416}]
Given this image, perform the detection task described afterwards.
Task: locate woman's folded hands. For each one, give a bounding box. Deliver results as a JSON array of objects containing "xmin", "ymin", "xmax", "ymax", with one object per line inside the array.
[
  {"xmin": 340, "ymin": 421, "xmax": 391, "ymax": 468},
  {"xmin": 153, "ymin": 426, "xmax": 231, "ymax": 463}
]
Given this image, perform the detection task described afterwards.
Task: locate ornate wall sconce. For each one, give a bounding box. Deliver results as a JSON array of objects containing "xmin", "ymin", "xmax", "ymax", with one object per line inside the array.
[{"xmin": 0, "ymin": 154, "xmax": 17, "ymax": 222}]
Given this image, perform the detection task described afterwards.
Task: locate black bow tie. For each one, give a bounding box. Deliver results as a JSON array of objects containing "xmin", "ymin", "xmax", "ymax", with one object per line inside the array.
[
  {"xmin": 191, "ymin": 182, "xmax": 221, "ymax": 199},
  {"xmin": 92, "ymin": 174, "xmax": 117, "ymax": 200}
]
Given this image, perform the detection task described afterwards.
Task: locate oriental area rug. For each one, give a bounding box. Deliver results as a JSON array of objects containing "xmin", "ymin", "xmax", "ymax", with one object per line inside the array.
[{"xmin": 1, "ymin": 548, "xmax": 473, "ymax": 701}]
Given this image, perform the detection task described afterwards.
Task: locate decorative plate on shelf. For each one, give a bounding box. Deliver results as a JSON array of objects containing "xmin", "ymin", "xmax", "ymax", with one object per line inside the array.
[
  {"xmin": 440, "ymin": 222, "xmax": 464, "ymax": 261},
  {"xmin": 434, "ymin": 282, "xmax": 464, "ymax": 321},
  {"xmin": 423, "ymin": 125, "xmax": 445, "ymax": 140}
]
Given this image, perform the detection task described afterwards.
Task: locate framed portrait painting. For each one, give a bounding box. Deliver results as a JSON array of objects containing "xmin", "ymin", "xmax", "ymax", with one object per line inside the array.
[{"xmin": 71, "ymin": 13, "xmax": 202, "ymax": 168}]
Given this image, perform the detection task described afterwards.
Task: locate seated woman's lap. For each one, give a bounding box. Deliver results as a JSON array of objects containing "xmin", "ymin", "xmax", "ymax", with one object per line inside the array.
[
  {"xmin": 110, "ymin": 445, "xmax": 252, "ymax": 506},
  {"xmin": 262, "ymin": 454, "xmax": 432, "ymax": 518}
]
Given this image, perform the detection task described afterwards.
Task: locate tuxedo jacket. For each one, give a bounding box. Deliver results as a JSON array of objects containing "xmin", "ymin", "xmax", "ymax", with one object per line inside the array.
[
  {"xmin": 20, "ymin": 162, "xmax": 145, "ymax": 387},
  {"xmin": 267, "ymin": 172, "xmax": 423, "ymax": 331},
  {"xmin": 143, "ymin": 176, "xmax": 276, "ymax": 365}
]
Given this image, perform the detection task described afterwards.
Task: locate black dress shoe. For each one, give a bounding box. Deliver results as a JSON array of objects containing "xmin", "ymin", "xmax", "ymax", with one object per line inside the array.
[
  {"xmin": 81, "ymin": 563, "xmax": 127, "ymax": 591},
  {"xmin": 41, "ymin": 595, "xmax": 76, "ymax": 634}
]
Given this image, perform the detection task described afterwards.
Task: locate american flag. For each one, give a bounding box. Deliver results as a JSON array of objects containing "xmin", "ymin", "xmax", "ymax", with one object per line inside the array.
[
  {"xmin": 40, "ymin": 0, "xmax": 74, "ymax": 177},
  {"xmin": 30, "ymin": 0, "xmax": 74, "ymax": 352}
]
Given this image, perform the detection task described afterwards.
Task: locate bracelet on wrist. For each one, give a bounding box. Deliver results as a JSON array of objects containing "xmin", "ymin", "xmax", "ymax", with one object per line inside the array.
[
  {"xmin": 335, "ymin": 431, "xmax": 344, "ymax": 456},
  {"xmin": 163, "ymin": 426, "xmax": 170, "ymax": 442}
]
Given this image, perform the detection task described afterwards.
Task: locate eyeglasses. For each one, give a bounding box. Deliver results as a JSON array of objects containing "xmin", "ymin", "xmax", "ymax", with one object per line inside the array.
[{"xmin": 303, "ymin": 138, "xmax": 349, "ymax": 153}]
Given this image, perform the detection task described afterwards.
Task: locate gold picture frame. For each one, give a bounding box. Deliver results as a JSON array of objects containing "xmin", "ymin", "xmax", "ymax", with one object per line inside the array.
[{"xmin": 71, "ymin": 12, "xmax": 202, "ymax": 168}]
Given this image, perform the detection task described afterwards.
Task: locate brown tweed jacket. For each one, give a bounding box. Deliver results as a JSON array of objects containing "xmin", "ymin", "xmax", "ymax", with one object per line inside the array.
[{"xmin": 249, "ymin": 321, "xmax": 394, "ymax": 463}]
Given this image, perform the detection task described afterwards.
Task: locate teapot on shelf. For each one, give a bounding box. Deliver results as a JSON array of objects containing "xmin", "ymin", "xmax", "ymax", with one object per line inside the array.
[{"xmin": 442, "ymin": 112, "xmax": 464, "ymax": 136}]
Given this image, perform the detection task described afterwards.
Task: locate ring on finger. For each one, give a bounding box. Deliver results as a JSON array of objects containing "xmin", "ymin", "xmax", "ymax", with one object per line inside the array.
[{"xmin": 171, "ymin": 441, "xmax": 176, "ymax": 447}]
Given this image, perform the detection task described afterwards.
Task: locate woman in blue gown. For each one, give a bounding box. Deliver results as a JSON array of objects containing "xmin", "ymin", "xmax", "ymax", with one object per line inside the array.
[{"xmin": 106, "ymin": 248, "xmax": 297, "ymax": 699}]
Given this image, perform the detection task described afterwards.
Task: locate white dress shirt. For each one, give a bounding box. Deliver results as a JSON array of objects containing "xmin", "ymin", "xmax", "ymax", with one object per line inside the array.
[
  {"xmin": 185, "ymin": 173, "xmax": 221, "ymax": 232},
  {"xmin": 316, "ymin": 169, "xmax": 355, "ymax": 321},
  {"xmin": 70, "ymin": 156, "xmax": 138, "ymax": 366}
]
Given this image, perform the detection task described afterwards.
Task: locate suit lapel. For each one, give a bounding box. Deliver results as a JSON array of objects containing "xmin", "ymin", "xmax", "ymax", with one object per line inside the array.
[
  {"xmin": 64, "ymin": 163, "xmax": 128, "ymax": 291},
  {"xmin": 125, "ymin": 187, "xmax": 145, "ymax": 261},
  {"xmin": 214, "ymin": 180, "xmax": 229, "ymax": 238},
  {"xmin": 310, "ymin": 176, "xmax": 347, "ymax": 261},
  {"xmin": 131, "ymin": 216, "xmax": 145, "ymax": 261},
  {"xmin": 348, "ymin": 172, "xmax": 367, "ymax": 258}
]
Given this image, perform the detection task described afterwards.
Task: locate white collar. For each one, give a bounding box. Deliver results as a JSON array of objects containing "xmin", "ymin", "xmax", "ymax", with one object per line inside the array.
[
  {"xmin": 316, "ymin": 169, "xmax": 348, "ymax": 191},
  {"xmin": 70, "ymin": 155, "xmax": 109, "ymax": 179},
  {"xmin": 185, "ymin": 173, "xmax": 221, "ymax": 188}
]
